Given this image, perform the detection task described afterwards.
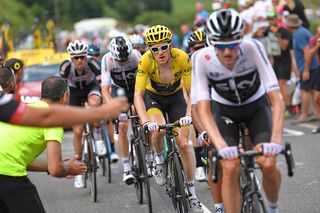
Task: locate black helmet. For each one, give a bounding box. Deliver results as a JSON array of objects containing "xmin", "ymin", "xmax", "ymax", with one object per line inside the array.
[{"xmin": 187, "ymin": 30, "xmax": 207, "ymax": 48}]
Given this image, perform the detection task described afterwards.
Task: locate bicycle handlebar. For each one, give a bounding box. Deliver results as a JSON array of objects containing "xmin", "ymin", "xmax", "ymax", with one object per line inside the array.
[
  {"xmin": 114, "ymin": 115, "xmax": 140, "ymax": 134},
  {"xmin": 212, "ymin": 142, "xmax": 295, "ymax": 183}
]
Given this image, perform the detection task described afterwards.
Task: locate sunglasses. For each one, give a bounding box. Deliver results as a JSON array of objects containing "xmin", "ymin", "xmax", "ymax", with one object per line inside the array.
[
  {"xmin": 149, "ymin": 43, "xmax": 171, "ymax": 53},
  {"xmin": 72, "ymin": 56, "xmax": 86, "ymax": 60},
  {"xmin": 213, "ymin": 40, "xmax": 242, "ymax": 50},
  {"xmin": 193, "ymin": 45, "xmax": 205, "ymax": 51}
]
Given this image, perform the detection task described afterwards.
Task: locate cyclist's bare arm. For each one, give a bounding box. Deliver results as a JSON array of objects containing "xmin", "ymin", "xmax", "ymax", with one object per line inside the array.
[
  {"xmin": 267, "ymin": 89, "xmax": 285, "ymax": 144},
  {"xmin": 197, "ymin": 100, "xmax": 227, "ymax": 150},
  {"xmin": 18, "ymin": 98, "xmax": 128, "ymax": 128},
  {"xmin": 191, "ymin": 104, "xmax": 205, "ymax": 132},
  {"xmin": 134, "ymin": 89, "xmax": 149, "ymax": 124}
]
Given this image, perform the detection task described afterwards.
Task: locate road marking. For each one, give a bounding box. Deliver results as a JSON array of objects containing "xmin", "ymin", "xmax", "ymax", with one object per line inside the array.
[
  {"xmin": 283, "ymin": 128, "xmax": 304, "ymax": 136},
  {"xmin": 297, "ymin": 123, "xmax": 318, "ymax": 129},
  {"xmin": 201, "ymin": 202, "xmax": 212, "ymax": 213}
]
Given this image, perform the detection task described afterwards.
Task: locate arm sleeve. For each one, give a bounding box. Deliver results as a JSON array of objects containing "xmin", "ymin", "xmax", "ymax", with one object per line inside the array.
[
  {"xmin": 182, "ymin": 53, "xmax": 192, "ymax": 93},
  {"xmin": 101, "ymin": 54, "xmax": 111, "ymax": 87},
  {"xmin": 59, "ymin": 60, "xmax": 71, "ymax": 79},
  {"xmin": 135, "ymin": 53, "xmax": 149, "ymax": 91},
  {"xmin": 190, "ymin": 50, "xmax": 211, "ymax": 104},
  {"xmin": 250, "ymin": 40, "xmax": 279, "ymax": 92}
]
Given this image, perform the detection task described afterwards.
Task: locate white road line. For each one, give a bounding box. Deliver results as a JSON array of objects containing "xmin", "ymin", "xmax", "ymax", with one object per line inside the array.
[
  {"xmin": 297, "ymin": 123, "xmax": 318, "ymax": 129},
  {"xmin": 283, "ymin": 128, "xmax": 305, "ymax": 136},
  {"xmin": 201, "ymin": 202, "xmax": 212, "ymax": 213}
]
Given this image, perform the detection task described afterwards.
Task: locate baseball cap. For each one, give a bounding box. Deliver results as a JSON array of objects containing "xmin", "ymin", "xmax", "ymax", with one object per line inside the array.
[{"xmin": 0, "ymin": 67, "xmax": 15, "ymax": 88}]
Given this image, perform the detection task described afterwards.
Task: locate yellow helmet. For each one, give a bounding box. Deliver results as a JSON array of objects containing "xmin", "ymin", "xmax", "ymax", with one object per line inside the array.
[{"xmin": 145, "ymin": 25, "xmax": 172, "ymax": 45}]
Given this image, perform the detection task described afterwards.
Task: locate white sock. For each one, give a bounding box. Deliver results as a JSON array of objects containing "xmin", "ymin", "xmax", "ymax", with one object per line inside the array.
[
  {"xmin": 268, "ymin": 202, "xmax": 278, "ymax": 213},
  {"xmin": 187, "ymin": 180, "xmax": 197, "ymax": 199},
  {"xmin": 215, "ymin": 203, "xmax": 225, "ymax": 213},
  {"xmin": 121, "ymin": 157, "xmax": 131, "ymax": 173},
  {"xmin": 155, "ymin": 151, "xmax": 164, "ymax": 165},
  {"xmin": 93, "ymin": 127, "xmax": 102, "ymax": 141}
]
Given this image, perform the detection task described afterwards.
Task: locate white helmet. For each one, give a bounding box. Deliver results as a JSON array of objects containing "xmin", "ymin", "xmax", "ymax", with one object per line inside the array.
[
  {"xmin": 109, "ymin": 36, "xmax": 133, "ymax": 61},
  {"xmin": 67, "ymin": 40, "xmax": 88, "ymax": 56},
  {"xmin": 129, "ymin": 34, "xmax": 145, "ymax": 46},
  {"xmin": 206, "ymin": 9, "xmax": 243, "ymax": 42}
]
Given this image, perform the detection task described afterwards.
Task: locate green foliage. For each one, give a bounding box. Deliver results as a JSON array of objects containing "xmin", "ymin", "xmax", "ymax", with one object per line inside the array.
[{"xmin": 134, "ymin": 11, "xmax": 177, "ymax": 27}]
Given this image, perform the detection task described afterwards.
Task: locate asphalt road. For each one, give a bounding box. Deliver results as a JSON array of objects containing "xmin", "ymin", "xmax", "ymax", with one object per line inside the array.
[{"xmin": 29, "ymin": 116, "xmax": 320, "ymax": 213}]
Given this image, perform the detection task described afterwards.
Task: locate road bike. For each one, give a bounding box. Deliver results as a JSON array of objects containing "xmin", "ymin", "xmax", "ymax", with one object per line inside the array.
[
  {"xmin": 115, "ymin": 111, "xmax": 153, "ymax": 212},
  {"xmin": 157, "ymin": 122, "xmax": 189, "ymax": 213},
  {"xmin": 212, "ymin": 123, "xmax": 295, "ymax": 213}
]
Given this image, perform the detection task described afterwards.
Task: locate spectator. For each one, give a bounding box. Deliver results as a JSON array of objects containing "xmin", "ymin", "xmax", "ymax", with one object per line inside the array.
[
  {"xmin": 194, "ymin": 1, "xmax": 209, "ymax": 24},
  {"xmin": 267, "ymin": 12, "xmax": 293, "ymax": 117},
  {"xmin": 0, "ymin": 76, "xmax": 87, "ymax": 213},
  {"xmin": 180, "ymin": 23, "xmax": 192, "ymax": 54},
  {"xmin": 286, "ymin": 14, "xmax": 320, "ymax": 124},
  {"xmin": 4, "ymin": 58, "xmax": 24, "ymax": 84},
  {"xmin": 271, "ymin": 0, "xmax": 287, "ymax": 28},
  {"xmin": 310, "ymin": 25, "xmax": 320, "ymax": 133},
  {"xmin": 0, "ymin": 52, "xmax": 6, "ymax": 67},
  {"xmin": 0, "ymin": 67, "xmax": 16, "ymax": 94},
  {"xmin": 283, "ymin": 0, "xmax": 310, "ymax": 29}
]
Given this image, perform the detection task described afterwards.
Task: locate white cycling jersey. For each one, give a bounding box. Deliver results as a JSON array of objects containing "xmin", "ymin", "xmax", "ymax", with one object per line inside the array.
[
  {"xmin": 101, "ymin": 49, "xmax": 141, "ymax": 90},
  {"xmin": 191, "ymin": 39, "xmax": 279, "ymax": 106}
]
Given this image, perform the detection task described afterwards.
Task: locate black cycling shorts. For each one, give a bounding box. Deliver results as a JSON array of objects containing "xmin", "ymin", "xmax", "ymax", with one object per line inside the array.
[
  {"xmin": 69, "ymin": 81, "xmax": 101, "ymax": 107},
  {"xmin": 144, "ymin": 89, "xmax": 187, "ymax": 123},
  {"xmin": 111, "ymin": 84, "xmax": 134, "ymax": 104},
  {"xmin": 212, "ymin": 95, "xmax": 272, "ymax": 147}
]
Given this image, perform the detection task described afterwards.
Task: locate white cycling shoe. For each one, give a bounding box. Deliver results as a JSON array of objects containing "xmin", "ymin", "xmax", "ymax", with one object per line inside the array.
[
  {"xmin": 123, "ymin": 171, "xmax": 135, "ymax": 185},
  {"xmin": 74, "ymin": 175, "xmax": 85, "ymax": 188},
  {"xmin": 95, "ymin": 140, "xmax": 107, "ymax": 156}
]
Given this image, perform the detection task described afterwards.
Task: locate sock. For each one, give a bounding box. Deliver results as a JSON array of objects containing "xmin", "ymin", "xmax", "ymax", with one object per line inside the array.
[
  {"xmin": 215, "ymin": 203, "xmax": 225, "ymax": 213},
  {"xmin": 121, "ymin": 157, "xmax": 131, "ymax": 173},
  {"xmin": 194, "ymin": 147, "xmax": 203, "ymax": 167},
  {"xmin": 268, "ymin": 201, "xmax": 279, "ymax": 213},
  {"xmin": 110, "ymin": 143, "xmax": 115, "ymax": 153},
  {"xmin": 155, "ymin": 151, "xmax": 164, "ymax": 165},
  {"xmin": 187, "ymin": 180, "xmax": 197, "ymax": 199}
]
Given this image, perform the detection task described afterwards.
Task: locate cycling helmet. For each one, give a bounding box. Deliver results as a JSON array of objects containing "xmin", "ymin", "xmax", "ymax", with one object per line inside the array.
[
  {"xmin": 109, "ymin": 36, "xmax": 133, "ymax": 61},
  {"xmin": 145, "ymin": 25, "xmax": 172, "ymax": 45},
  {"xmin": 67, "ymin": 40, "xmax": 88, "ymax": 56},
  {"xmin": 88, "ymin": 44, "xmax": 100, "ymax": 55},
  {"xmin": 187, "ymin": 30, "xmax": 207, "ymax": 48},
  {"xmin": 206, "ymin": 9, "xmax": 243, "ymax": 42},
  {"xmin": 129, "ymin": 34, "xmax": 145, "ymax": 46}
]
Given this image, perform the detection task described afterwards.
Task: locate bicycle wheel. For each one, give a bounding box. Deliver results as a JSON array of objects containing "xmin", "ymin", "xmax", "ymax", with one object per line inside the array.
[
  {"xmin": 131, "ymin": 138, "xmax": 143, "ymax": 204},
  {"xmin": 242, "ymin": 193, "xmax": 266, "ymax": 213},
  {"xmin": 137, "ymin": 139, "xmax": 153, "ymax": 212},
  {"xmin": 172, "ymin": 153, "xmax": 189, "ymax": 213},
  {"xmin": 87, "ymin": 137, "xmax": 97, "ymax": 202},
  {"xmin": 101, "ymin": 125, "xmax": 111, "ymax": 183}
]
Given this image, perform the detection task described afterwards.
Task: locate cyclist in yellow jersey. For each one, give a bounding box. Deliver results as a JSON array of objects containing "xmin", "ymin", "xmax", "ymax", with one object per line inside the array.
[{"xmin": 134, "ymin": 25, "xmax": 204, "ymax": 213}]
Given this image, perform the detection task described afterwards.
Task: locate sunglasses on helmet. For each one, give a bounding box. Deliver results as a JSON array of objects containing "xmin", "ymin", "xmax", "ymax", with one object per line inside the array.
[{"xmin": 149, "ymin": 43, "xmax": 171, "ymax": 53}]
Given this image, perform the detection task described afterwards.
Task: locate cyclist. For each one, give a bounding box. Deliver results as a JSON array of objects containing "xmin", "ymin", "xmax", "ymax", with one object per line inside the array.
[
  {"xmin": 187, "ymin": 30, "xmax": 208, "ymax": 182},
  {"xmin": 0, "ymin": 76, "xmax": 87, "ymax": 213},
  {"xmin": 129, "ymin": 34, "xmax": 147, "ymax": 55},
  {"xmin": 134, "ymin": 25, "xmax": 204, "ymax": 213},
  {"xmin": 88, "ymin": 44, "xmax": 101, "ymax": 63},
  {"xmin": 60, "ymin": 40, "xmax": 106, "ymax": 188},
  {"xmin": 101, "ymin": 36, "xmax": 141, "ymax": 184},
  {"xmin": 191, "ymin": 9, "xmax": 284, "ymax": 213},
  {"xmin": 88, "ymin": 43, "xmax": 119, "ymax": 162}
]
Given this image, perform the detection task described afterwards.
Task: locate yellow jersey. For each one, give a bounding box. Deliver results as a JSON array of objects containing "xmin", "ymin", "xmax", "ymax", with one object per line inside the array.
[{"xmin": 135, "ymin": 48, "xmax": 192, "ymax": 95}]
